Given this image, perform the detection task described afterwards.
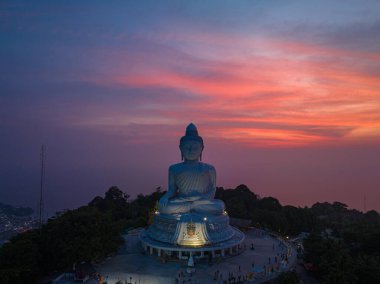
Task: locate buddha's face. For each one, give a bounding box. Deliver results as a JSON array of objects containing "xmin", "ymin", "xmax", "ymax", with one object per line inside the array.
[{"xmin": 180, "ymin": 140, "xmax": 203, "ymax": 161}]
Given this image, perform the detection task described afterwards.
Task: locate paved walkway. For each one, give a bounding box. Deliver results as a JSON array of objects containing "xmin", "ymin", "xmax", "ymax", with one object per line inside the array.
[{"xmin": 96, "ymin": 228, "xmax": 296, "ymax": 284}]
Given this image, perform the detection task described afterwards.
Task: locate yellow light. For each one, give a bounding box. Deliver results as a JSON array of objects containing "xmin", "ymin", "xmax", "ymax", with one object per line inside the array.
[{"xmin": 177, "ymin": 221, "xmax": 207, "ymax": 247}]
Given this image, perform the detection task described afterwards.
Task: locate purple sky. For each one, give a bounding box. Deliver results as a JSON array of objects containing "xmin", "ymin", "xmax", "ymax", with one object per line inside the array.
[{"xmin": 1, "ymin": 1, "xmax": 380, "ymax": 214}]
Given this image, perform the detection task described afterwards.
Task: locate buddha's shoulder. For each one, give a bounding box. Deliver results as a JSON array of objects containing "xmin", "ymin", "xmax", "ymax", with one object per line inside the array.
[{"xmin": 199, "ymin": 162, "xmax": 215, "ymax": 171}]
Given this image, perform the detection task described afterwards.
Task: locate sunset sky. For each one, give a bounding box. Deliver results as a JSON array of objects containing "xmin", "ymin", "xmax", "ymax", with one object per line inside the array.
[{"xmin": 1, "ymin": 0, "xmax": 380, "ymax": 214}]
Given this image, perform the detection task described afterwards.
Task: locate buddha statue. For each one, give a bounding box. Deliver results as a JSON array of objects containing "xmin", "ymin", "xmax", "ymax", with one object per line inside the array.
[
  {"xmin": 158, "ymin": 123, "xmax": 225, "ymax": 215},
  {"xmin": 141, "ymin": 123, "xmax": 244, "ymax": 253}
]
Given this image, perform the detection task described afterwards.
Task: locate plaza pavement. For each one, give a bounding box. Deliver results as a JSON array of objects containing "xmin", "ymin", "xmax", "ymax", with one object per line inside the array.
[{"xmin": 96, "ymin": 228, "xmax": 296, "ymax": 284}]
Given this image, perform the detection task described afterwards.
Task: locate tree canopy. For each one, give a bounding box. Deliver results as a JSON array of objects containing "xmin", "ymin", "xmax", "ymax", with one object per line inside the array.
[
  {"xmin": 1, "ymin": 184, "xmax": 379, "ymax": 284},
  {"xmin": 0, "ymin": 186, "xmax": 163, "ymax": 284}
]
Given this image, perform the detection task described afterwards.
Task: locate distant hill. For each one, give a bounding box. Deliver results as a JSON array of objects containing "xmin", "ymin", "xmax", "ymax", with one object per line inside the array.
[{"xmin": 0, "ymin": 202, "xmax": 33, "ymax": 217}]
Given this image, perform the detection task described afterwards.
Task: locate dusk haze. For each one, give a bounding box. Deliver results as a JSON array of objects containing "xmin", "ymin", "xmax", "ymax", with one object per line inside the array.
[{"xmin": 1, "ymin": 0, "xmax": 380, "ymax": 215}]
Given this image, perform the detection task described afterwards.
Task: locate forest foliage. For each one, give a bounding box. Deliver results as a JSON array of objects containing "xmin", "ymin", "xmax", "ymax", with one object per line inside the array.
[
  {"xmin": 303, "ymin": 202, "xmax": 380, "ymax": 283},
  {"xmin": 0, "ymin": 186, "xmax": 163, "ymax": 284},
  {"xmin": 0, "ymin": 185, "xmax": 379, "ymax": 283}
]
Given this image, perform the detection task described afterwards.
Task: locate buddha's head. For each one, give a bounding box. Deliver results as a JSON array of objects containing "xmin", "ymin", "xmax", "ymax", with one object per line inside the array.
[{"xmin": 179, "ymin": 123, "xmax": 204, "ymax": 161}]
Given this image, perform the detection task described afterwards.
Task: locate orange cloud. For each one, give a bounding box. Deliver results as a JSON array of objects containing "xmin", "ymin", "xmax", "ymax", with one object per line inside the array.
[{"xmin": 83, "ymin": 34, "xmax": 380, "ymax": 147}]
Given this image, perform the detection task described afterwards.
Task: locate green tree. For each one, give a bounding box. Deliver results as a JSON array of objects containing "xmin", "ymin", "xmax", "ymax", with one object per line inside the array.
[
  {"xmin": 277, "ymin": 271, "xmax": 300, "ymax": 284},
  {"xmin": 39, "ymin": 206, "xmax": 123, "ymax": 271},
  {"xmin": 0, "ymin": 230, "xmax": 41, "ymax": 283}
]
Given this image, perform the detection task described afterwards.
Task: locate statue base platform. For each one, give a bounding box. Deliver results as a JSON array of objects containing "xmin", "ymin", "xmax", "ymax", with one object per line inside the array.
[{"xmin": 139, "ymin": 212, "xmax": 245, "ymax": 260}]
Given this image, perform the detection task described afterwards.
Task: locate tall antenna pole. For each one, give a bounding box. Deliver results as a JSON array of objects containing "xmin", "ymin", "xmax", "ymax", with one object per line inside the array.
[{"xmin": 39, "ymin": 145, "xmax": 46, "ymax": 229}]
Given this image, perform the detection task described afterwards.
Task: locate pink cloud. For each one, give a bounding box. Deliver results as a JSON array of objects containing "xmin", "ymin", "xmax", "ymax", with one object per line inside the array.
[{"xmin": 76, "ymin": 32, "xmax": 380, "ymax": 147}]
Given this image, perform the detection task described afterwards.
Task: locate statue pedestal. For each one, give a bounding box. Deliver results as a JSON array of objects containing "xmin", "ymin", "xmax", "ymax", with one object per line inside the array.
[
  {"xmin": 139, "ymin": 212, "xmax": 245, "ymax": 261},
  {"xmin": 147, "ymin": 212, "xmax": 235, "ymax": 246}
]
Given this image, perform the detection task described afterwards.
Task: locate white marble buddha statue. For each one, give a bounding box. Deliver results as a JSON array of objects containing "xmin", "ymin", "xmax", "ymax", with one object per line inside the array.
[{"xmin": 158, "ymin": 123, "xmax": 225, "ymax": 215}]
